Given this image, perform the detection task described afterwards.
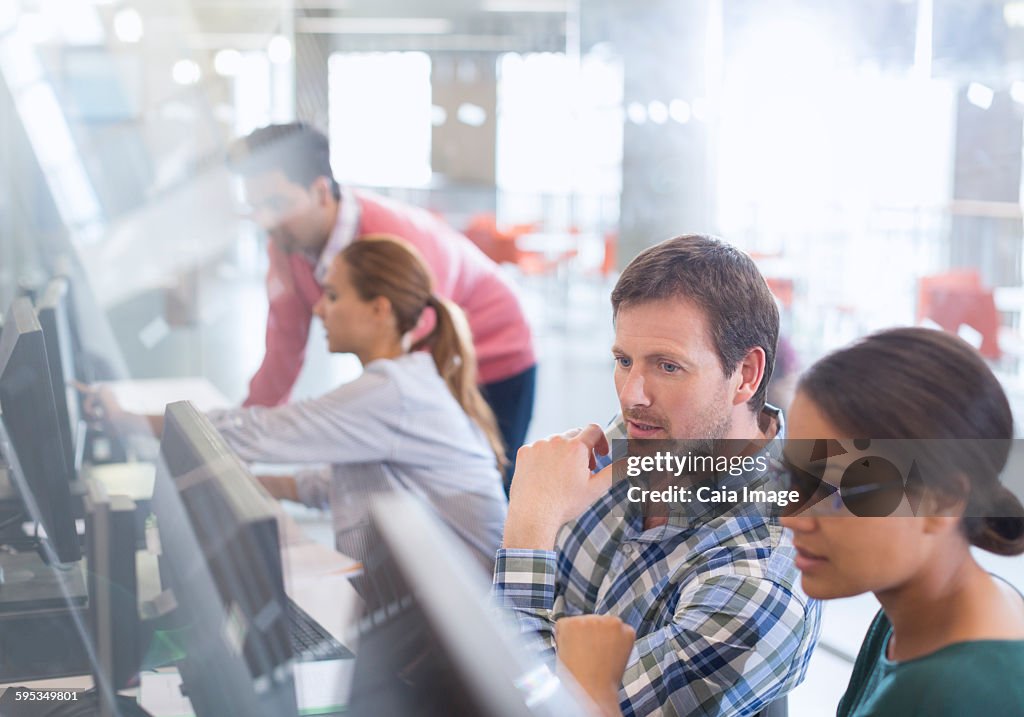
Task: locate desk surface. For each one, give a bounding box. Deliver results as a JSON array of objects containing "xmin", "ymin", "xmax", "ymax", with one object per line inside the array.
[
  {"xmin": 0, "ymin": 523, "xmax": 361, "ymax": 716},
  {"xmin": 101, "ymin": 377, "xmax": 232, "ymax": 415},
  {"xmin": 136, "ymin": 537, "xmax": 360, "ymax": 717}
]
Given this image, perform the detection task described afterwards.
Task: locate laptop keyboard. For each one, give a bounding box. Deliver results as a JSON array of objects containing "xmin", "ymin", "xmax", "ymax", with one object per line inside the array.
[{"xmin": 287, "ymin": 596, "xmax": 353, "ymax": 662}]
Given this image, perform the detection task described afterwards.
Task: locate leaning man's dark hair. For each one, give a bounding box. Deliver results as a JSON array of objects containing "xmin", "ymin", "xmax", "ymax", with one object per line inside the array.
[
  {"xmin": 226, "ymin": 122, "xmax": 340, "ymax": 200},
  {"xmin": 611, "ymin": 234, "xmax": 779, "ymax": 413}
]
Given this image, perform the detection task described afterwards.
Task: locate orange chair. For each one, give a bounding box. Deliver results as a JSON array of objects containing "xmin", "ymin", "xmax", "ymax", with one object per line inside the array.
[
  {"xmin": 749, "ymin": 251, "xmax": 793, "ymax": 309},
  {"xmin": 463, "ymin": 214, "xmax": 517, "ymax": 265},
  {"xmin": 916, "ymin": 269, "xmax": 982, "ymax": 324},
  {"xmin": 600, "ymin": 231, "xmax": 618, "ymax": 276},
  {"xmin": 917, "ymin": 270, "xmax": 1001, "ymax": 359},
  {"xmin": 766, "ymin": 277, "xmax": 794, "ymax": 309}
]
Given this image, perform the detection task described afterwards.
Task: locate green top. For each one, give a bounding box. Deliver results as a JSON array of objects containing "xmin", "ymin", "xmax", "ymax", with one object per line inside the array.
[{"xmin": 837, "ymin": 609, "xmax": 1024, "ymax": 716}]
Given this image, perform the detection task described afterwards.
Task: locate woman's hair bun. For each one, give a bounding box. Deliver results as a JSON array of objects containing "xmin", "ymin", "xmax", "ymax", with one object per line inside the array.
[{"xmin": 964, "ymin": 486, "xmax": 1024, "ymax": 556}]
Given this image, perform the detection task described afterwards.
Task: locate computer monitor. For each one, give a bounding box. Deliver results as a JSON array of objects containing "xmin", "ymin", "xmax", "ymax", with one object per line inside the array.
[
  {"xmin": 0, "ymin": 297, "xmax": 80, "ymax": 563},
  {"xmin": 348, "ymin": 492, "xmax": 590, "ymax": 717},
  {"xmin": 83, "ymin": 480, "xmax": 140, "ymax": 693},
  {"xmin": 151, "ymin": 400, "xmax": 298, "ymax": 717},
  {"xmin": 0, "ymin": 413, "xmax": 90, "ymax": 681},
  {"xmin": 36, "ymin": 277, "xmax": 84, "ymax": 474}
]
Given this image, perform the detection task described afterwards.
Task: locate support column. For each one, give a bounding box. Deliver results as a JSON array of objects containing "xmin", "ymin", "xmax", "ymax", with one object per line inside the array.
[
  {"xmin": 430, "ymin": 54, "xmax": 497, "ymax": 185},
  {"xmin": 293, "ymin": 32, "xmax": 330, "ymax": 129},
  {"xmin": 588, "ymin": 0, "xmax": 720, "ymax": 265}
]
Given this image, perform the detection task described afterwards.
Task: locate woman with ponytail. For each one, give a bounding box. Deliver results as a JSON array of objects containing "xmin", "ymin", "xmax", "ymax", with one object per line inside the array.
[
  {"xmin": 781, "ymin": 327, "xmax": 1024, "ymax": 715},
  {"xmin": 92, "ymin": 235, "xmax": 509, "ymax": 571}
]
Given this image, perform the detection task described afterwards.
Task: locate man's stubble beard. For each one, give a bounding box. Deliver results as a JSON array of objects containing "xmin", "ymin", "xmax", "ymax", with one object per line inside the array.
[{"xmin": 625, "ymin": 389, "xmax": 735, "ymax": 491}]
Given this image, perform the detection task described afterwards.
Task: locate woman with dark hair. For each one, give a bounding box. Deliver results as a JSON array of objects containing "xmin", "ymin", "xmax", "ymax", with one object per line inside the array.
[{"xmin": 782, "ymin": 327, "xmax": 1024, "ymax": 715}]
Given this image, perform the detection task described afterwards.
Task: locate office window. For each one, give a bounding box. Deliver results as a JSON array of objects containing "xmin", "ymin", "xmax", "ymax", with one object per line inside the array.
[
  {"xmin": 496, "ymin": 51, "xmax": 623, "ymax": 227},
  {"xmin": 328, "ymin": 52, "xmax": 432, "ymax": 187},
  {"xmin": 232, "ymin": 51, "xmax": 272, "ymax": 137},
  {"xmin": 717, "ymin": 36, "xmax": 956, "ymax": 346}
]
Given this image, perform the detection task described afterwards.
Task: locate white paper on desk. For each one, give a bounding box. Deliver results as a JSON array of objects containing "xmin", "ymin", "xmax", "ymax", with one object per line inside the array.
[
  {"xmin": 282, "ymin": 542, "xmax": 360, "ymax": 577},
  {"xmin": 84, "ymin": 462, "xmax": 156, "ymax": 501},
  {"xmin": 295, "ymin": 659, "xmax": 352, "ymax": 713},
  {"xmin": 139, "ymin": 663, "xmax": 351, "ymax": 717},
  {"xmin": 139, "ymin": 672, "xmax": 194, "ymax": 717},
  {"xmin": 101, "ymin": 378, "xmax": 232, "ymax": 415}
]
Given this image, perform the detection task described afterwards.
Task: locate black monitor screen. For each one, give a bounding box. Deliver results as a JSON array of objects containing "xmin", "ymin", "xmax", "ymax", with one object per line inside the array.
[
  {"xmin": 349, "ymin": 493, "xmax": 587, "ymax": 717},
  {"xmin": 36, "ymin": 277, "xmax": 81, "ymax": 474},
  {"xmin": 0, "ymin": 297, "xmax": 80, "ymax": 563},
  {"xmin": 152, "ymin": 400, "xmax": 297, "ymax": 717}
]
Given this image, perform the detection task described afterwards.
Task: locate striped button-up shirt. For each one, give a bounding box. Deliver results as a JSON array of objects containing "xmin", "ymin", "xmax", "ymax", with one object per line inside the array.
[{"xmin": 494, "ymin": 408, "xmax": 821, "ymax": 716}]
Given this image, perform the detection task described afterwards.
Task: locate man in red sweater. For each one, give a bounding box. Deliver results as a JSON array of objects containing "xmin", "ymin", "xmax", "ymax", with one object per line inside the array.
[{"xmin": 227, "ymin": 123, "xmax": 536, "ymax": 482}]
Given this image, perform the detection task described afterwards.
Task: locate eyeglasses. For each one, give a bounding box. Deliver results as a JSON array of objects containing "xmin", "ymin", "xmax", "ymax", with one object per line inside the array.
[{"xmin": 781, "ymin": 457, "xmax": 908, "ymax": 517}]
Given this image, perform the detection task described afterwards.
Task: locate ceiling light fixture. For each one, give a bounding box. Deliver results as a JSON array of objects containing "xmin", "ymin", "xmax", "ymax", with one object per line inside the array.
[{"xmin": 113, "ymin": 7, "xmax": 143, "ymax": 43}]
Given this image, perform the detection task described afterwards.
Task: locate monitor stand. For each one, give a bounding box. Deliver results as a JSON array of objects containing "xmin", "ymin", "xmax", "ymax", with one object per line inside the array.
[
  {"xmin": 0, "ymin": 551, "xmax": 87, "ymax": 612},
  {"xmin": 0, "ymin": 552, "xmax": 91, "ymax": 681},
  {"xmin": 0, "ymin": 467, "xmax": 22, "ymax": 547},
  {"xmin": 0, "ymin": 464, "xmax": 16, "ymax": 503}
]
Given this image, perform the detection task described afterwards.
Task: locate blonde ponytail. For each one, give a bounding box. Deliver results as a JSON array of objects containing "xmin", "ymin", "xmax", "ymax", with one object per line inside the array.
[
  {"xmin": 340, "ymin": 235, "xmax": 506, "ymax": 469},
  {"xmin": 413, "ymin": 295, "xmax": 507, "ymax": 468}
]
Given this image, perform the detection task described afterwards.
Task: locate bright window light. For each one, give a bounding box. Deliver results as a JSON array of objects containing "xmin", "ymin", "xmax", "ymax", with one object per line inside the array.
[
  {"xmin": 44, "ymin": 0, "xmax": 104, "ymax": 44},
  {"xmin": 0, "ymin": 3, "xmax": 16, "ymax": 34},
  {"xmin": 328, "ymin": 52, "xmax": 432, "ymax": 187},
  {"xmin": 497, "ymin": 51, "xmax": 623, "ymax": 199},
  {"xmin": 19, "ymin": 13, "xmax": 53, "ymax": 44},
  {"xmin": 232, "ymin": 51, "xmax": 271, "ymax": 136},
  {"xmin": 717, "ymin": 21, "xmax": 955, "ymax": 336}
]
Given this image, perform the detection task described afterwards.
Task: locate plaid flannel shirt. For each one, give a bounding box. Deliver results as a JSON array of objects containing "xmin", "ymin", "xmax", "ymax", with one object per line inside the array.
[{"xmin": 493, "ymin": 408, "xmax": 822, "ymax": 716}]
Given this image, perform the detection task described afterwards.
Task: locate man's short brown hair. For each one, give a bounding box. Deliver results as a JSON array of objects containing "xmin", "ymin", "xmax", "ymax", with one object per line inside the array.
[{"xmin": 610, "ymin": 234, "xmax": 779, "ymax": 413}]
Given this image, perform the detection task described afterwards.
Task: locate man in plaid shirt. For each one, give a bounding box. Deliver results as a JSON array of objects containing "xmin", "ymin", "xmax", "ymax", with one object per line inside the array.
[{"xmin": 494, "ymin": 235, "xmax": 821, "ymax": 716}]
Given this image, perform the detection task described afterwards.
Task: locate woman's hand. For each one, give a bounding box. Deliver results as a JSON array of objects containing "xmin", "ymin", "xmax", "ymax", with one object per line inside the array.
[
  {"xmin": 76, "ymin": 382, "xmax": 160, "ymax": 436},
  {"xmin": 555, "ymin": 614, "xmax": 635, "ymax": 717},
  {"xmin": 257, "ymin": 474, "xmax": 299, "ymax": 503}
]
